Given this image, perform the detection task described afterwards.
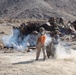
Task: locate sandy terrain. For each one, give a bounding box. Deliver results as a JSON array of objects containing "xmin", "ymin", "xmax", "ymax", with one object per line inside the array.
[
  {"xmin": 0, "ymin": 50, "xmax": 76, "ymax": 75},
  {"xmin": 0, "ymin": 21, "xmax": 76, "ymax": 75}
]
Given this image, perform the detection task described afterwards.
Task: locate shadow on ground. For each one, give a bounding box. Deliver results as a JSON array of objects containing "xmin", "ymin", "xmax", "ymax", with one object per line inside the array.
[{"xmin": 12, "ymin": 59, "xmax": 44, "ymax": 65}]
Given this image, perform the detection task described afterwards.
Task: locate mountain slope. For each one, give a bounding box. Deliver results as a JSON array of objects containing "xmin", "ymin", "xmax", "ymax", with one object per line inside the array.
[{"xmin": 0, "ymin": 0, "xmax": 76, "ymax": 20}]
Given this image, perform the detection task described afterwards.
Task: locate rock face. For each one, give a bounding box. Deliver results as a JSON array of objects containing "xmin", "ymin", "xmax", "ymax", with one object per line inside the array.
[{"xmin": 0, "ymin": 0, "xmax": 76, "ymax": 20}]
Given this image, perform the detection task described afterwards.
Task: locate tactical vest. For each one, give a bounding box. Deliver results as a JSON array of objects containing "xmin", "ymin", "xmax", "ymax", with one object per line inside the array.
[{"xmin": 38, "ymin": 35, "xmax": 46, "ymax": 44}]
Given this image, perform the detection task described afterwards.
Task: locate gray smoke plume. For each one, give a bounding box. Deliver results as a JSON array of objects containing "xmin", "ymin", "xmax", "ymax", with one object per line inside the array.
[
  {"xmin": 2, "ymin": 28, "xmax": 30, "ymax": 51},
  {"xmin": 2, "ymin": 30, "xmax": 52, "ymax": 51},
  {"xmin": 2, "ymin": 28, "xmax": 76, "ymax": 60},
  {"xmin": 53, "ymin": 39, "xmax": 76, "ymax": 60},
  {"xmin": 45, "ymin": 34, "xmax": 76, "ymax": 60}
]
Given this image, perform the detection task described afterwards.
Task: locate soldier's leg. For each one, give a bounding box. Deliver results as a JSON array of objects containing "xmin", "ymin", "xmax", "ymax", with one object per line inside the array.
[
  {"xmin": 36, "ymin": 47, "xmax": 41, "ymax": 60},
  {"xmin": 42, "ymin": 50, "xmax": 46, "ymax": 60},
  {"xmin": 42, "ymin": 45, "xmax": 46, "ymax": 60},
  {"xmin": 51, "ymin": 43, "xmax": 56, "ymax": 57},
  {"xmin": 46, "ymin": 44, "xmax": 51, "ymax": 58}
]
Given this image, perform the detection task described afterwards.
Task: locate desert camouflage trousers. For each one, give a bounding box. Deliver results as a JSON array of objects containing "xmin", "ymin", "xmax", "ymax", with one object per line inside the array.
[{"xmin": 36, "ymin": 43, "xmax": 46, "ymax": 60}]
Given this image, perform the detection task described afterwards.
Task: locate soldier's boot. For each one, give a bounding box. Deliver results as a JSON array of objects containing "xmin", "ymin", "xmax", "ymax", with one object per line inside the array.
[{"xmin": 47, "ymin": 54, "xmax": 50, "ymax": 58}]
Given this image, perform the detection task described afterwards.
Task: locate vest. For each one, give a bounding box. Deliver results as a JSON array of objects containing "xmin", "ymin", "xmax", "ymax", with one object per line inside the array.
[{"xmin": 38, "ymin": 35, "xmax": 46, "ymax": 44}]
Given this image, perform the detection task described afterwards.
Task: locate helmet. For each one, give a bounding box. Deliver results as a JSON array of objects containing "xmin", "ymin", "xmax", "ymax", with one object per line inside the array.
[
  {"xmin": 39, "ymin": 27, "xmax": 45, "ymax": 31},
  {"xmin": 39, "ymin": 27, "xmax": 45, "ymax": 35}
]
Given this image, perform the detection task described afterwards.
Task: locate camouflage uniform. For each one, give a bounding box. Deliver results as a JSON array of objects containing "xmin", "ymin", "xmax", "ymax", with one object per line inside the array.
[
  {"xmin": 46, "ymin": 18, "xmax": 60, "ymax": 58},
  {"xmin": 36, "ymin": 27, "xmax": 46, "ymax": 60},
  {"xmin": 46, "ymin": 32, "xmax": 58, "ymax": 58},
  {"xmin": 46, "ymin": 40, "xmax": 56, "ymax": 58}
]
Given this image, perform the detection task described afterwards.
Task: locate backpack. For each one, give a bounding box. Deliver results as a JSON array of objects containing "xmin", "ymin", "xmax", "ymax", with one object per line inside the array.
[{"xmin": 38, "ymin": 35, "xmax": 46, "ymax": 44}]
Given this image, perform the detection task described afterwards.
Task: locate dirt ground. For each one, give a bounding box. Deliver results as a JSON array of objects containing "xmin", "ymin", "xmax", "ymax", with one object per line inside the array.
[
  {"xmin": 0, "ymin": 50, "xmax": 76, "ymax": 75},
  {"xmin": 0, "ymin": 22, "xmax": 76, "ymax": 75}
]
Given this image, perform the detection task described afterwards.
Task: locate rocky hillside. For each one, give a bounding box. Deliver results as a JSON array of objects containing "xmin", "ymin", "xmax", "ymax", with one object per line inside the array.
[{"xmin": 0, "ymin": 0, "xmax": 76, "ymax": 20}]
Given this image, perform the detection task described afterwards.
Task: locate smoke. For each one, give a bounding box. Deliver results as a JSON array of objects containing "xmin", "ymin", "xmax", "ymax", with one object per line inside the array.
[
  {"xmin": 45, "ymin": 34, "xmax": 52, "ymax": 46},
  {"xmin": 2, "ymin": 30, "xmax": 52, "ymax": 51},
  {"xmin": 2, "ymin": 28, "xmax": 30, "ymax": 51},
  {"xmin": 2, "ymin": 28, "xmax": 38, "ymax": 51},
  {"xmin": 54, "ymin": 41, "xmax": 71, "ymax": 59},
  {"xmin": 2, "ymin": 31, "xmax": 13, "ymax": 47},
  {"xmin": 2, "ymin": 28, "xmax": 76, "ymax": 60},
  {"xmin": 45, "ymin": 35, "xmax": 76, "ymax": 60},
  {"xmin": 11, "ymin": 35, "xmax": 30, "ymax": 50},
  {"xmin": 53, "ymin": 39, "xmax": 76, "ymax": 60}
]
